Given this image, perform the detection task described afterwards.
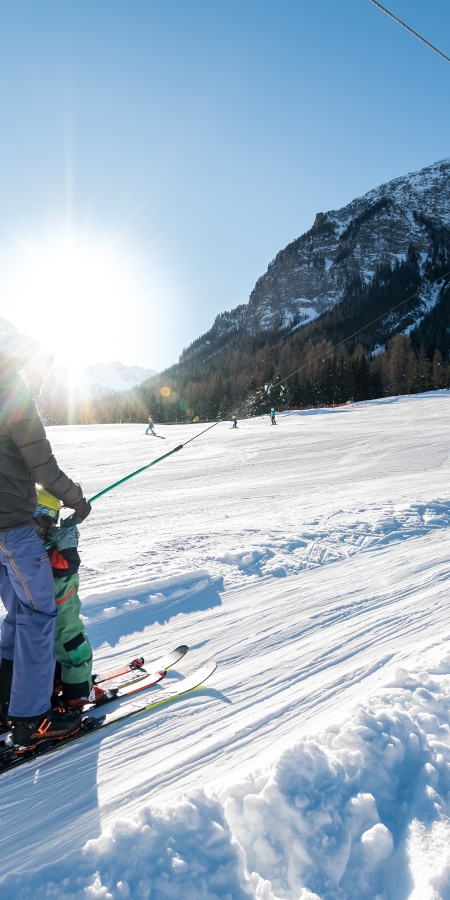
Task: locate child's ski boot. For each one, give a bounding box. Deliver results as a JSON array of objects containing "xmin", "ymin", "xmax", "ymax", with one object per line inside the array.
[{"xmin": 64, "ymin": 684, "xmax": 118, "ymax": 709}]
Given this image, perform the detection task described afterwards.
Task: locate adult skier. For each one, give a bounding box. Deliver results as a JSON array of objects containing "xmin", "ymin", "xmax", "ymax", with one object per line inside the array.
[
  {"xmin": 0, "ymin": 334, "xmax": 91, "ymax": 751},
  {"xmin": 270, "ymin": 408, "xmax": 277, "ymax": 425},
  {"xmin": 145, "ymin": 416, "xmax": 156, "ymax": 435}
]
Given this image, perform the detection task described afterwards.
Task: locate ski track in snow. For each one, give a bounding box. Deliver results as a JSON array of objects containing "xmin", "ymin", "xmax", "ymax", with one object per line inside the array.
[{"xmin": 2, "ymin": 393, "xmax": 450, "ymax": 899}]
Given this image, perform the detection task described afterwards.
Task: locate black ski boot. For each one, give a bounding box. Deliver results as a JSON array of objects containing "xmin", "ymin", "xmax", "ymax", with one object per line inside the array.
[
  {"xmin": 53, "ymin": 660, "xmax": 63, "ymax": 697},
  {"xmin": 0, "ymin": 658, "xmax": 13, "ymax": 728},
  {"xmin": 9, "ymin": 707, "xmax": 83, "ymax": 753}
]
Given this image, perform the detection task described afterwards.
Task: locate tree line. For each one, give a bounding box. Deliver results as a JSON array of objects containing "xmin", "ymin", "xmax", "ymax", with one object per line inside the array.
[{"xmin": 39, "ymin": 332, "xmax": 450, "ymax": 426}]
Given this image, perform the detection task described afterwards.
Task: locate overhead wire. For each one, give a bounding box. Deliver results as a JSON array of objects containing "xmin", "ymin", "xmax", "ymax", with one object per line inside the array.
[{"xmin": 369, "ymin": 0, "xmax": 450, "ymax": 64}]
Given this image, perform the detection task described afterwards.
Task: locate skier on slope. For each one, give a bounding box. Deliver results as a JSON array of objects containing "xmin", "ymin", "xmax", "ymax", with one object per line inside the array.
[
  {"xmin": 0, "ymin": 334, "xmax": 91, "ymax": 752},
  {"xmin": 32, "ymin": 488, "xmax": 114, "ymax": 709},
  {"xmin": 270, "ymin": 408, "xmax": 277, "ymax": 425},
  {"xmin": 232, "ymin": 417, "xmax": 238, "ymax": 428},
  {"xmin": 145, "ymin": 416, "xmax": 156, "ymax": 435}
]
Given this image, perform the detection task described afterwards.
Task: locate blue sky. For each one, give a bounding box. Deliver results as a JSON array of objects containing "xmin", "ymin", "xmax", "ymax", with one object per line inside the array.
[{"xmin": 0, "ymin": 0, "xmax": 448, "ymax": 369}]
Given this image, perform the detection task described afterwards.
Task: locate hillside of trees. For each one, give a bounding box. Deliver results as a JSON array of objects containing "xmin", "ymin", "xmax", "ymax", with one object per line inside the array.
[{"xmin": 39, "ymin": 330, "xmax": 450, "ymax": 426}]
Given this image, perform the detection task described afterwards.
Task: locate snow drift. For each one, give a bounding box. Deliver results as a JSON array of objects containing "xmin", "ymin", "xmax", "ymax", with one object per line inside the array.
[
  {"xmin": 4, "ymin": 645, "xmax": 450, "ymax": 900},
  {"xmin": 2, "ymin": 394, "xmax": 450, "ymax": 899}
]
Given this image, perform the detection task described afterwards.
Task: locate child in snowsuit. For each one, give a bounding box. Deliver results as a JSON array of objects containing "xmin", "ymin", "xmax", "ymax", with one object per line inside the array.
[
  {"xmin": 33, "ymin": 489, "xmax": 110, "ymax": 709},
  {"xmin": 270, "ymin": 408, "xmax": 277, "ymax": 425},
  {"xmin": 145, "ymin": 417, "xmax": 155, "ymax": 435}
]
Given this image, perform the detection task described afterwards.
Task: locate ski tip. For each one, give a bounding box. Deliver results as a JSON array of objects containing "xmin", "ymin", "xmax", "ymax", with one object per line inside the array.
[
  {"xmin": 198, "ymin": 660, "xmax": 217, "ymax": 681},
  {"xmin": 174, "ymin": 644, "xmax": 189, "ymax": 655}
]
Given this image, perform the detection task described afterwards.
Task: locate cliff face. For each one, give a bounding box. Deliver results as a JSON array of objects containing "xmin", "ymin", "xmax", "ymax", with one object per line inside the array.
[
  {"xmin": 180, "ymin": 157, "xmax": 450, "ymax": 362},
  {"xmin": 247, "ymin": 157, "xmax": 450, "ymax": 330}
]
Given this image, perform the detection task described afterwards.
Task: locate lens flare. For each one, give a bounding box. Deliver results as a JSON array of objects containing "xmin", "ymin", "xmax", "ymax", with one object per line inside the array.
[{"xmin": 0, "ymin": 226, "xmax": 149, "ymax": 367}]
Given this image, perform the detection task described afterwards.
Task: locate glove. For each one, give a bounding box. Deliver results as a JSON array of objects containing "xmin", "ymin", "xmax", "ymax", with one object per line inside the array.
[
  {"xmin": 48, "ymin": 523, "xmax": 79, "ymax": 551},
  {"xmin": 75, "ymin": 497, "xmax": 92, "ymax": 521},
  {"xmin": 63, "ymin": 498, "xmax": 92, "ymax": 527}
]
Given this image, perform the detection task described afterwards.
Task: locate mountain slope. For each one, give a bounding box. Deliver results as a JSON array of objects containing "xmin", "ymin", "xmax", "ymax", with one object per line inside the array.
[
  {"xmin": 134, "ymin": 157, "xmax": 450, "ymax": 419},
  {"xmin": 246, "ymin": 157, "xmax": 450, "ymax": 331},
  {"xmin": 183, "ymin": 157, "xmax": 450, "ymax": 358},
  {"xmin": 12, "ymin": 157, "xmax": 450, "ymax": 426}
]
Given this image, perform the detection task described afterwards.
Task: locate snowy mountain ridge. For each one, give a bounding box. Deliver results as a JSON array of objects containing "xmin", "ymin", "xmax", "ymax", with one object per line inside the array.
[
  {"xmin": 0, "ymin": 310, "xmax": 156, "ymax": 400},
  {"xmin": 183, "ymin": 156, "xmax": 450, "ymax": 356},
  {"xmin": 51, "ymin": 360, "xmax": 157, "ymax": 398}
]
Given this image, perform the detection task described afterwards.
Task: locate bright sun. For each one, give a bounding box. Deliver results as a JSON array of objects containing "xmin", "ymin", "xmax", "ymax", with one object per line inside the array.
[{"xmin": 0, "ymin": 228, "xmax": 145, "ymax": 366}]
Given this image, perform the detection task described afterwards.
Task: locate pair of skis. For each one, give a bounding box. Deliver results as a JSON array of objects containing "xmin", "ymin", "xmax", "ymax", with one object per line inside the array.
[
  {"xmin": 0, "ymin": 645, "xmax": 217, "ymax": 774},
  {"xmin": 91, "ymin": 644, "xmax": 190, "ymax": 702}
]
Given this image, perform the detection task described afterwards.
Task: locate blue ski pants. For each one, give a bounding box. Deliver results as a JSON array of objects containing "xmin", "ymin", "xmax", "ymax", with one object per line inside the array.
[{"xmin": 0, "ymin": 525, "xmax": 57, "ymax": 718}]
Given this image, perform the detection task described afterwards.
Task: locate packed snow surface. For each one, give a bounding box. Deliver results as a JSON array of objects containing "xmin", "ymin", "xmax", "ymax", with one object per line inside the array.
[{"xmin": 2, "ymin": 393, "xmax": 450, "ymax": 899}]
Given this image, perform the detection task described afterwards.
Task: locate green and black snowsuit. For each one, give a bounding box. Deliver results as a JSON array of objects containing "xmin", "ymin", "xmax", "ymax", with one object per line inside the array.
[{"xmin": 48, "ymin": 544, "xmax": 93, "ymax": 700}]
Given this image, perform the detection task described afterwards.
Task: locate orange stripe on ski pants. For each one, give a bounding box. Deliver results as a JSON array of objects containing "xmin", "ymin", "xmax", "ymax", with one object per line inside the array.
[{"xmin": 56, "ymin": 585, "xmax": 77, "ymax": 606}]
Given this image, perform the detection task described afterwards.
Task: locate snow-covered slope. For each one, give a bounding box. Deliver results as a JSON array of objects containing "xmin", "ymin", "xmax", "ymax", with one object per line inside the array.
[{"xmin": 2, "ymin": 395, "xmax": 450, "ymax": 898}]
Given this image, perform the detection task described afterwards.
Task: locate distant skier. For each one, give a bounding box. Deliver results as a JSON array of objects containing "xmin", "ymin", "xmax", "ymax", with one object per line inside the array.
[
  {"xmin": 145, "ymin": 416, "xmax": 156, "ymax": 435},
  {"xmin": 232, "ymin": 417, "xmax": 238, "ymax": 428},
  {"xmin": 270, "ymin": 408, "xmax": 277, "ymax": 425}
]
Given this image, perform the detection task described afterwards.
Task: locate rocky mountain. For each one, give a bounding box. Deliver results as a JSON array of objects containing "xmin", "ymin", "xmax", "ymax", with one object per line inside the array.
[
  {"xmin": 131, "ymin": 156, "xmax": 450, "ymax": 420},
  {"xmin": 4, "ymin": 157, "xmax": 450, "ymax": 424},
  {"xmin": 179, "ymin": 157, "xmax": 450, "ymax": 363}
]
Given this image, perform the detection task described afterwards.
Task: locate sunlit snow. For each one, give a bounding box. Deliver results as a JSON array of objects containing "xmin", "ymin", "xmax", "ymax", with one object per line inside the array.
[{"xmin": 2, "ymin": 393, "xmax": 450, "ymax": 899}]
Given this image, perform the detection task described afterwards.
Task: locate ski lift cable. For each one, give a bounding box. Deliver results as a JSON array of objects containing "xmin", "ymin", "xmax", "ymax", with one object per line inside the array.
[{"xmin": 369, "ymin": 0, "xmax": 450, "ymax": 64}]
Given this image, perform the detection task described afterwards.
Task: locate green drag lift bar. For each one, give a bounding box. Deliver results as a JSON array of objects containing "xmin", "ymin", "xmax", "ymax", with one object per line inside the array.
[
  {"xmin": 88, "ymin": 445, "xmax": 183, "ymax": 504},
  {"xmin": 87, "ymin": 419, "xmax": 219, "ymax": 505}
]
